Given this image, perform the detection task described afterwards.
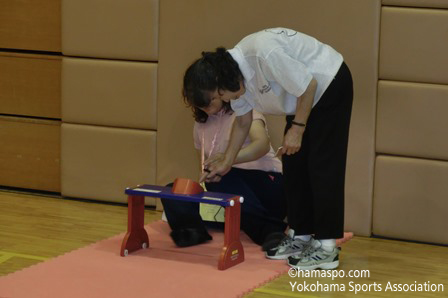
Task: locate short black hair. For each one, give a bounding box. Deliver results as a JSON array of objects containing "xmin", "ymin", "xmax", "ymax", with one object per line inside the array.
[{"xmin": 182, "ymin": 47, "xmax": 243, "ymax": 122}]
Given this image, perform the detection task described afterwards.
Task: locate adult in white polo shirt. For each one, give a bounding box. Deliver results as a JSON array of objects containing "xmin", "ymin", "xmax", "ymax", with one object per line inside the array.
[{"xmin": 182, "ymin": 28, "xmax": 353, "ymax": 270}]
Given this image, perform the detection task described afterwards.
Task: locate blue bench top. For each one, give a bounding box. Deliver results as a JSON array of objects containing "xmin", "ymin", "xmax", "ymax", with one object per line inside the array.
[{"xmin": 125, "ymin": 184, "xmax": 242, "ymax": 207}]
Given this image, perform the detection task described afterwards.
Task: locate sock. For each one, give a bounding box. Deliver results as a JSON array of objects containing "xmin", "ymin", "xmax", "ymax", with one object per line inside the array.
[
  {"xmin": 319, "ymin": 239, "xmax": 336, "ymax": 252},
  {"xmin": 295, "ymin": 234, "xmax": 312, "ymax": 242}
]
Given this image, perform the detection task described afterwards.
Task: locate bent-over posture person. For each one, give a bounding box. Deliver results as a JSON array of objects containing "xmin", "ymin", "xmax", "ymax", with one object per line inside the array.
[{"xmin": 183, "ymin": 28, "xmax": 353, "ymax": 270}]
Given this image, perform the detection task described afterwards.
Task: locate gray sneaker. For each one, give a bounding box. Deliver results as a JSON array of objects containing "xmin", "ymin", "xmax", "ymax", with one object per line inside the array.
[
  {"xmin": 265, "ymin": 229, "xmax": 312, "ymax": 260},
  {"xmin": 288, "ymin": 246, "xmax": 340, "ymax": 270}
]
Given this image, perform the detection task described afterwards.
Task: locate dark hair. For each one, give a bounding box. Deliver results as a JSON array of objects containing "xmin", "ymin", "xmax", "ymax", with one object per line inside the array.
[{"xmin": 182, "ymin": 47, "xmax": 243, "ymax": 123}]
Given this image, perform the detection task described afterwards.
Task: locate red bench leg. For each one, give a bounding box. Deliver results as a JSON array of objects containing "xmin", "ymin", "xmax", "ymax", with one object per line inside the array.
[
  {"xmin": 120, "ymin": 195, "xmax": 149, "ymax": 256},
  {"xmin": 218, "ymin": 197, "xmax": 244, "ymax": 270}
]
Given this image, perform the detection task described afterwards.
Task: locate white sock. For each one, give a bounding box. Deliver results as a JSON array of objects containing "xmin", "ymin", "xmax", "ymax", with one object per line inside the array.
[
  {"xmin": 319, "ymin": 239, "xmax": 336, "ymax": 252},
  {"xmin": 295, "ymin": 234, "xmax": 312, "ymax": 242}
]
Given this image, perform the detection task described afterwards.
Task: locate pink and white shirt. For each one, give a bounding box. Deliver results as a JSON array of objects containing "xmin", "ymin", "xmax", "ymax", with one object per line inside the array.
[{"xmin": 193, "ymin": 110, "xmax": 282, "ymax": 173}]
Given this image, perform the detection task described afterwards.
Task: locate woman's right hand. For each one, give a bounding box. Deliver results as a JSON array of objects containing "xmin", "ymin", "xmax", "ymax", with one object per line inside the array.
[
  {"xmin": 200, "ymin": 153, "xmax": 232, "ymax": 183},
  {"xmin": 282, "ymin": 125, "xmax": 305, "ymax": 155}
]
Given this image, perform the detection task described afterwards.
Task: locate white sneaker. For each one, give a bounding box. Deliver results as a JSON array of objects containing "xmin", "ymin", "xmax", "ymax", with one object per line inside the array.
[
  {"xmin": 288, "ymin": 246, "xmax": 340, "ymax": 270},
  {"xmin": 265, "ymin": 230, "xmax": 313, "ymax": 260}
]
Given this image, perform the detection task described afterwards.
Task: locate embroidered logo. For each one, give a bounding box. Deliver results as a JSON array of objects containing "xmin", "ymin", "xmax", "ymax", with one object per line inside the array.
[
  {"xmin": 265, "ymin": 28, "xmax": 298, "ymax": 37},
  {"xmin": 259, "ymin": 84, "xmax": 271, "ymax": 94}
]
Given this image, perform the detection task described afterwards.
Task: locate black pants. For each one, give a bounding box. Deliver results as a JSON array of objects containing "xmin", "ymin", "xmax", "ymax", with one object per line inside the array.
[
  {"xmin": 161, "ymin": 167, "xmax": 287, "ymax": 245},
  {"xmin": 283, "ymin": 62, "xmax": 353, "ymax": 239}
]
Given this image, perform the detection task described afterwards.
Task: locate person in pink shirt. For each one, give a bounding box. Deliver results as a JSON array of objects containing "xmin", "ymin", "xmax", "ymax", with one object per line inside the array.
[{"xmin": 161, "ymin": 101, "xmax": 288, "ymax": 250}]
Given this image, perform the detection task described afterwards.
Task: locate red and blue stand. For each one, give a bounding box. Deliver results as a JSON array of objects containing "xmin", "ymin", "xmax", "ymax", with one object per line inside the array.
[{"xmin": 120, "ymin": 178, "xmax": 245, "ymax": 270}]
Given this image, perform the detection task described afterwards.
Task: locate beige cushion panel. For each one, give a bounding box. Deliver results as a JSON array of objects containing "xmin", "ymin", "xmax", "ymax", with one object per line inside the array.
[
  {"xmin": 380, "ymin": 7, "xmax": 448, "ymax": 84},
  {"xmin": 373, "ymin": 156, "xmax": 448, "ymax": 244},
  {"xmin": 61, "ymin": 0, "xmax": 158, "ymax": 61},
  {"xmin": 0, "ymin": 116, "xmax": 60, "ymax": 192},
  {"xmin": 62, "ymin": 57, "xmax": 157, "ymax": 129},
  {"xmin": 61, "ymin": 124, "xmax": 156, "ymax": 205},
  {"xmin": 0, "ymin": 53, "xmax": 61, "ymax": 119},
  {"xmin": 377, "ymin": 81, "xmax": 448, "ymax": 160},
  {"xmin": 158, "ymin": 0, "xmax": 381, "ymax": 236},
  {"xmin": 382, "ymin": 0, "xmax": 448, "ymax": 9},
  {"xmin": 0, "ymin": 0, "xmax": 61, "ymax": 52}
]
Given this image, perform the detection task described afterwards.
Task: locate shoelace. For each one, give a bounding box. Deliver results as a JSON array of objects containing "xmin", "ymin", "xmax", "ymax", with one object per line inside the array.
[
  {"xmin": 276, "ymin": 234, "xmax": 293, "ymax": 249},
  {"xmin": 289, "ymin": 240, "xmax": 316, "ymax": 260},
  {"xmin": 301, "ymin": 244, "xmax": 318, "ymax": 257}
]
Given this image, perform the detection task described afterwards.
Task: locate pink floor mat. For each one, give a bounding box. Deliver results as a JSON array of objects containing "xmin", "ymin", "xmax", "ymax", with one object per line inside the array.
[{"xmin": 0, "ymin": 221, "xmax": 290, "ymax": 298}]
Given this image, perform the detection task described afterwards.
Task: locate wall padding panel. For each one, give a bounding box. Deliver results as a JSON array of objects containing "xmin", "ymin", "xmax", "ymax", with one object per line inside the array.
[
  {"xmin": 373, "ymin": 156, "xmax": 448, "ymax": 244},
  {"xmin": 382, "ymin": 0, "xmax": 448, "ymax": 9},
  {"xmin": 380, "ymin": 7, "xmax": 448, "ymax": 84},
  {"xmin": 61, "ymin": 123, "xmax": 156, "ymax": 204},
  {"xmin": 158, "ymin": 0, "xmax": 381, "ymax": 235},
  {"xmin": 0, "ymin": 116, "xmax": 60, "ymax": 192},
  {"xmin": 61, "ymin": 0, "xmax": 158, "ymax": 60},
  {"xmin": 377, "ymin": 81, "xmax": 448, "ymax": 160},
  {"xmin": 0, "ymin": 0, "xmax": 61, "ymax": 52},
  {"xmin": 62, "ymin": 57, "xmax": 157, "ymax": 129},
  {"xmin": 0, "ymin": 53, "xmax": 61, "ymax": 119}
]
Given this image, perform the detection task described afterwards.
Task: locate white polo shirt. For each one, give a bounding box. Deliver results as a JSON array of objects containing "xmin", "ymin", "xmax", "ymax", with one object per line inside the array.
[{"xmin": 228, "ymin": 28, "xmax": 343, "ymax": 116}]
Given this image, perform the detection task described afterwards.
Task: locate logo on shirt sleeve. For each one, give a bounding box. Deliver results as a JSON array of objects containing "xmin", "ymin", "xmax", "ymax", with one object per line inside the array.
[
  {"xmin": 259, "ymin": 84, "xmax": 272, "ymax": 94},
  {"xmin": 265, "ymin": 28, "xmax": 298, "ymax": 37}
]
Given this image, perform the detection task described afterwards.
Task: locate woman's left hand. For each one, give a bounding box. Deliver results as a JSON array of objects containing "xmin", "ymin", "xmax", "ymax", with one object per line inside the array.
[{"xmin": 282, "ymin": 125, "xmax": 305, "ymax": 155}]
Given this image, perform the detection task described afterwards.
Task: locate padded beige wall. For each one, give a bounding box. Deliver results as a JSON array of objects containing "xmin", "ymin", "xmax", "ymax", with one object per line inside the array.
[
  {"xmin": 375, "ymin": 4, "xmax": 448, "ymax": 244},
  {"xmin": 0, "ymin": 116, "xmax": 60, "ymax": 192},
  {"xmin": 61, "ymin": 0, "xmax": 159, "ymax": 204},
  {"xmin": 62, "ymin": 0, "xmax": 158, "ymax": 61},
  {"xmin": 382, "ymin": 0, "xmax": 448, "ymax": 9},
  {"xmin": 380, "ymin": 7, "xmax": 448, "ymax": 84},
  {"xmin": 373, "ymin": 156, "xmax": 448, "ymax": 244},
  {"xmin": 61, "ymin": 124, "xmax": 156, "ymax": 204},
  {"xmin": 158, "ymin": 0, "xmax": 381, "ymax": 236},
  {"xmin": 0, "ymin": 1, "xmax": 61, "ymax": 192},
  {"xmin": 62, "ymin": 57, "xmax": 157, "ymax": 129},
  {"xmin": 377, "ymin": 81, "xmax": 448, "ymax": 160},
  {"xmin": 0, "ymin": 53, "xmax": 61, "ymax": 119},
  {"xmin": 0, "ymin": 0, "xmax": 61, "ymax": 52}
]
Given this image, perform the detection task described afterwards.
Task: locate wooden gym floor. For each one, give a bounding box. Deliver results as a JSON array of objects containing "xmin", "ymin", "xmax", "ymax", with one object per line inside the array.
[{"xmin": 0, "ymin": 190, "xmax": 446, "ymax": 297}]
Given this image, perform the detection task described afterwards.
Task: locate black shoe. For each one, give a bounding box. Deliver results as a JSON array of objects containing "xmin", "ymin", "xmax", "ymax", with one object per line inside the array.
[
  {"xmin": 170, "ymin": 228, "xmax": 212, "ymax": 247},
  {"xmin": 261, "ymin": 232, "xmax": 286, "ymax": 251}
]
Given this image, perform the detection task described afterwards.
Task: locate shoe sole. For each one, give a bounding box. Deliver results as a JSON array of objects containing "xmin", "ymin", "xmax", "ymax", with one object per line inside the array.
[
  {"xmin": 265, "ymin": 252, "xmax": 300, "ymax": 260},
  {"xmin": 289, "ymin": 260, "xmax": 339, "ymax": 270}
]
